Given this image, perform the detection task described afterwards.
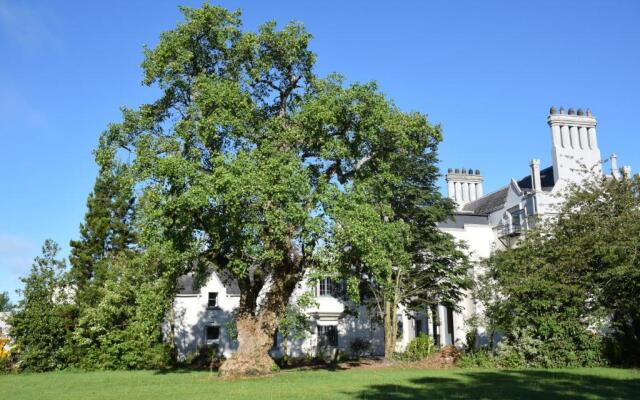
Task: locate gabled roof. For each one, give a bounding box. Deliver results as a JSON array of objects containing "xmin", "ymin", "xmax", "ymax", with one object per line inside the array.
[
  {"xmin": 516, "ymin": 165, "xmax": 555, "ymax": 191},
  {"xmin": 177, "ymin": 274, "xmax": 199, "ymax": 295},
  {"xmin": 462, "ymin": 186, "xmax": 509, "ymax": 215},
  {"xmin": 177, "ymin": 269, "xmax": 241, "ymax": 296}
]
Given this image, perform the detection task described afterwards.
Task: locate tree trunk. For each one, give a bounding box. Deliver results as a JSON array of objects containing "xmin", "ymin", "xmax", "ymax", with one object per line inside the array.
[
  {"xmin": 218, "ymin": 312, "xmax": 277, "ymax": 378},
  {"xmin": 383, "ymin": 300, "xmax": 397, "ymax": 359},
  {"xmin": 219, "ymin": 262, "xmax": 300, "ymax": 377}
]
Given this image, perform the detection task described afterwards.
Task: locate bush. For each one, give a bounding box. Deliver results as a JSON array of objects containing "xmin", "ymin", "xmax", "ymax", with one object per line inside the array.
[
  {"xmin": 349, "ymin": 338, "xmax": 372, "ymax": 359},
  {"xmin": 396, "ymin": 334, "xmax": 436, "ymax": 362},
  {"xmin": 458, "ymin": 349, "xmax": 497, "ymax": 368},
  {"xmin": 0, "ymin": 337, "xmax": 13, "ymax": 374},
  {"xmin": 184, "ymin": 345, "xmax": 224, "ymax": 370},
  {"xmin": 72, "ymin": 255, "xmax": 173, "ymax": 370},
  {"xmin": 493, "ymin": 327, "xmax": 604, "ymax": 368}
]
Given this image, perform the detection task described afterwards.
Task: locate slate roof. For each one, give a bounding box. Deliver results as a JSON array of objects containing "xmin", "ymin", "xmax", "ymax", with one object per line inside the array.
[
  {"xmin": 462, "ymin": 186, "xmax": 509, "ymax": 215},
  {"xmin": 177, "ymin": 274, "xmax": 199, "ymax": 295},
  {"xmin": 177, "ymin": 269, "xmax": 241, "ymax": 296},
  {"xmin": 516, "ymin": 165, "xmax": 555, "ymax": 191},
  {"xmin": 461, "ymin": 165, "xmax": 556, "ymax": 215}
]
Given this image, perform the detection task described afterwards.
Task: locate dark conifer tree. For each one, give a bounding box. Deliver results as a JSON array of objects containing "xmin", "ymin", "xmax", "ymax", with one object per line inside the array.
[{"xmin": 69, "ymin": 158, "xmax": 135, "ymax": 305}]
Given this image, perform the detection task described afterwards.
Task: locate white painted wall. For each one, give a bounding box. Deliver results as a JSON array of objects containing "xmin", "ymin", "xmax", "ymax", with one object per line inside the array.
[
  {"xmin": 168, "ymin": 273, "xmax": 240, "ymax": 359},
  {"xmin": 169, "ymin": 272, "xmax": 439, "ymax": 360}
]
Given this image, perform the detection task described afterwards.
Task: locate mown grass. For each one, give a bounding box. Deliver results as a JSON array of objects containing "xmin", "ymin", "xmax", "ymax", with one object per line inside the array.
[{"xmin": 1, "ymin": 367, "xmax": 639, "ymax": 399}]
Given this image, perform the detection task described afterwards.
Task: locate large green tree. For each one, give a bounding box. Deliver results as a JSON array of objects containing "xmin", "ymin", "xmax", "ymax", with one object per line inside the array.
[
  {"xmin": 101, "ymin": 5, "xmax": 454, "ymax": 376},
  {"xmin": 483, "ymin": 172, "xmax": 640, "ymax": 366},
  {"xmin": 328, "ymin": 168, "xmax": 469, "ymax": 357}
]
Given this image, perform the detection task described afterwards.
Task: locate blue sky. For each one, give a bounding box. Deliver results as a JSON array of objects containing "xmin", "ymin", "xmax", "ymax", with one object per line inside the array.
[{"xmin": 1, "ymin": 0, "xmax": 639, "ymax": 301}]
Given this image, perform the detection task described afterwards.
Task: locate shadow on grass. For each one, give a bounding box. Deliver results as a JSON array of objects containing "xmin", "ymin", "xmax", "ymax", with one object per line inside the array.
[
  {"xmin": 154, "ymin": 367, "xmax": 218, "ymax": 375},
  {"xmin": 347, "ymin": 370, "xmax": 640, "ymax": 400}
]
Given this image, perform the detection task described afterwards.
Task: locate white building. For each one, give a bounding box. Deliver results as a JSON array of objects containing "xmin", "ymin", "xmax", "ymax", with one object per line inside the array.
[{"xmin": 170, "ymin": 107, "xmax": 629, "ymax": 360}]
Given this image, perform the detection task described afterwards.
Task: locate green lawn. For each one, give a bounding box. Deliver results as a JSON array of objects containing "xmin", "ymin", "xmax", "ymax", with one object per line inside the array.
[{"xmin": 1, "ymin": 367, "xmax": 639, "ymax": 399}]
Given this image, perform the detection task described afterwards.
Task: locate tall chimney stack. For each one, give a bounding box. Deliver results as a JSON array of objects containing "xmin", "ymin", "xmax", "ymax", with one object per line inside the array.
[
  {"xmin": 548, "ymin": 106, "xmax": 602, "ymax": 185},
  {"xmin": 446, "ymin": 168, "xmax": 484, "ymax": 209}
]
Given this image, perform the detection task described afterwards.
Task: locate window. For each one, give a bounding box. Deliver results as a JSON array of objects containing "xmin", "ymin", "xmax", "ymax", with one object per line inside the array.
[
  {"xmin": 510, "ymin": 210, "xmax": 522, "ymax": 233},
  {"xmin": 205, "ymin": 326, "xmax": 220, "ymax": 343},
  {"xmin": 207, "ymin": 292, "xmax": 218, "ymax": 308},
  {"xmin": 318, "ymin": 278, "xmax": 344, "ymax": 297},
  {"xmin": 415, "ymin": 319, "xmax": 423, "ymax": 337},
  {"xmin": 318, "ymin": 278, "xmax": 334, "ymax": 297},
  {"xmin": 317, "ymin": 325, "xmax": 338, "ymax": 347},
  {"xmin": 397, "ymin": 319, "xmax": 404, "ymax": 339},
  {"xmin": 446, "ymin": 307, "xmax": 455, "ymax": 343}
]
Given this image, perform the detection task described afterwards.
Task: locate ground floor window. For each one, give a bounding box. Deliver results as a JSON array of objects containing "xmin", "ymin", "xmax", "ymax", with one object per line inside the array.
[
  {"xmin": 205, "ymin": 325, "xmax": 220, "ymax": 344},
  {"xmin": 446, "ymin": 307, "xmax": 455, "ymax": 343},
  {"xmin": 415, "ymin": 319, "xmax": 423, "ymax": 337},
  {"xmin": 397, "ymin": 319, "xmax": 403, "ymax": 339},
  {"xmin": 317, "ymin": 325, "xmax": 338, "ymax": 347}
]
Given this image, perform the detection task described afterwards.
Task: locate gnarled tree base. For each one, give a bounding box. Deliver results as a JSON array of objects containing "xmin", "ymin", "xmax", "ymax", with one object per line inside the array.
[
  {"xmin": 218, "ymin": 314, "xmax": 277, "ymax": 378},
  {"xmin": 218, "ymin": 352, "xmax": 276, "ymax": 378}
]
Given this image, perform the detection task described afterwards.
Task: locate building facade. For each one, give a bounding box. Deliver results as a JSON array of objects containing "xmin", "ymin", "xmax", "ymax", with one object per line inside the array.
[{"xmin": 170, "ymin": 107, "xmax": 629, "ymax": 360}]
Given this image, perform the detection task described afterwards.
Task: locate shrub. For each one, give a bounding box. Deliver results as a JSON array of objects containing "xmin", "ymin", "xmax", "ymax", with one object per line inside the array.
[
  {"xmin": 0, "ymin": 337, "xmax": 13, "ymax": 374},
  {"xmin": 396, "ymin": 334, "xmax": 436, "ymax": 361},
  {"xmin": 349, "ymin": 337, "xmax": 372, "ymax": 359},
  {"xmin": 493, "ymin": 327, "xmax": 604, "ymax": 368},
  {"xmin": 458, "ymin": 349, "xmax": 497, "ymax": 368},
  {"xmin": 184, "ymin": 344, "xmax": 223, "ymax": 370}
]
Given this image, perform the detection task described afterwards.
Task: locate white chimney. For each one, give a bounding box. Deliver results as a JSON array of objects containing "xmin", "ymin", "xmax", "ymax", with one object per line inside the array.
[
  {"xmin": 610, "ymin": 153, "xmax": 621, "ymax": 178},
  {"xmin": 530, "ymin": 159, "xmax": 541, "ymax": 191},
  {"xmin": 446, "ymin": 168, "xmax": 484, "ymax": 209},
  {"xmin": 548, "ymin": 106, "xmax": 602, "ymax": 185}
]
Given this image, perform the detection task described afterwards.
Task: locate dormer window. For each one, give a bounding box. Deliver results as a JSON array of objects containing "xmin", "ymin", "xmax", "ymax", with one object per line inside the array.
[{"xmin": 207, "ymin": 292, "xmax": 218, "ymax": 309}]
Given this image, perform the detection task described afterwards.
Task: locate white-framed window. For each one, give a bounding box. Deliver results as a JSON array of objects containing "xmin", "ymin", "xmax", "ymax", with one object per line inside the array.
[
  {"xmin": 317, "ymin": 325, "xmax": 338, "ymax": 347},
  {"xmin": 205, "ymin": 325, "xmax": 220, "ymax": 344},
  {"xmin": 207, "ymin": 292, "xmax": 218, "ymax": 309},
  {"xmin": 317, "ymin": 278, "xmax": 345, "ymax": 297},
  {"xmin": 318, "ymin": 278, "xmax": 334, "ymax": 297}
]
